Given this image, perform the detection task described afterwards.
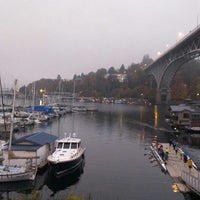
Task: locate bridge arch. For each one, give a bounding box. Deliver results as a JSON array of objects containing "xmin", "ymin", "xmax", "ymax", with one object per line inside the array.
[{"xmin": 145, "ymin": 26, "xmax": 200, "ymax": 104}]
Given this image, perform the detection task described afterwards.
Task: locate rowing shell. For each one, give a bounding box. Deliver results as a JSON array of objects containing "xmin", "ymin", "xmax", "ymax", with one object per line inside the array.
[{"xmin": 150, "ymin": 144, "xmax": 167, "ymax": 172}]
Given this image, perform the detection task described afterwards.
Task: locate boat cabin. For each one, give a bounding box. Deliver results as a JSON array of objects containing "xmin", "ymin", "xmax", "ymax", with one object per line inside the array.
[{"xmin": 56, "ymin": 138, "xmax": 81, "ymax": 150}]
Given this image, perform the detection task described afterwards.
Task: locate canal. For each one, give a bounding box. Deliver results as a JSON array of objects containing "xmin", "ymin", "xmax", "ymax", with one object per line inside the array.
[{"xmin": 0, "ymin": 103, "xmax": 199, "ymax": 200}]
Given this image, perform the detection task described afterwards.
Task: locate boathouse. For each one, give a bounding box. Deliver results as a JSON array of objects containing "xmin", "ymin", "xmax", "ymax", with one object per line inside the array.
[
  {"xmin": 168, "ymin": 104, "xmax": 194, "ymax": 129},
  {"xmin": 3, "ymin": 132, "xmax": 58, "ymax": 169}
]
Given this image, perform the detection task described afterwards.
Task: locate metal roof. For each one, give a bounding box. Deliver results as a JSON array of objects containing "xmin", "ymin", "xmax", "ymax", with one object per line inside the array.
[
  {"xmin": 24, "ymin": 132, "xmax": 58, "ymax": 145},
  {"xmin": 11, "ymin": 132, "xmax": 58, "ymax": 151},
  {"xmin": 11, "ymin": 145, "xmax": 39, "ymax": 151},
  {"xmin": 169, "ymin": 105, "xmax": 194, "ymax": 112}
]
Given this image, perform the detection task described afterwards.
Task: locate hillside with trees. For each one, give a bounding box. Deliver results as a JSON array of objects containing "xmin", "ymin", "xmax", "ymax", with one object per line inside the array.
[{"xmin": 18, "ymin": 55, "xmax": 200, "ymax": 104}]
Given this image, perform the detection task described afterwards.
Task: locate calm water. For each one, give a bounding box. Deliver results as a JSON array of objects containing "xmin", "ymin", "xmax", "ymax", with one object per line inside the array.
[{"xmin": 0, "ymin": 103, "xmax": 199, "ymax": 200}]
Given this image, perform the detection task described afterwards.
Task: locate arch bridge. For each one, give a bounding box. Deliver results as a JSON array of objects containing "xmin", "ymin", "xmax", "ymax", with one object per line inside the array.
[{"xmin": 145, "ymin": 26, "xmax": 200, "ymax": 104}]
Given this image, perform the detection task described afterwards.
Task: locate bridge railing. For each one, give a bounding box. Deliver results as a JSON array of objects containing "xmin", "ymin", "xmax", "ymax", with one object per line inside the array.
[{"xmin": 181, "ymin": 170, "xmax": 200, "ymax": 194}]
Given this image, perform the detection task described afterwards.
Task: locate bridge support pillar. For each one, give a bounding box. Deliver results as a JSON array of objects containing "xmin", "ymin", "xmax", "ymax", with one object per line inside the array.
[
  {"xmin": 156, "ymin": 89, "xmax": 161, "ymax": 104},
  {"xmin": 166, "ymin": 89, "xmax": 171, "ymax": 104},
  {"xmin": 156, "ymin": 88, "xmax": 171, "ymax": 104}
]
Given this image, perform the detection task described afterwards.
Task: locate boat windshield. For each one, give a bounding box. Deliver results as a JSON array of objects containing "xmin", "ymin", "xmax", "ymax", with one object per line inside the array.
[
  {"xmin": 64, "ymin": 142, "xmax": 70, "ymax": 149},
  {"xmin": 78, "ymin": 142, "xmax": 81, "ymax": 148},
  {"xmin": 71, "ymin": 142, "xmax": 77, "ymax": 149},
  {"xmin": 57, "ymin": 142, "xmax": 63, "ymax": 149}
]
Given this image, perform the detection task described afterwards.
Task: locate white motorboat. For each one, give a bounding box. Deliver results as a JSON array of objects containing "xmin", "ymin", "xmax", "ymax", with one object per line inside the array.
[{"xmin": 47, "ymin": 133, "xmax": 86, "ymax": 177}]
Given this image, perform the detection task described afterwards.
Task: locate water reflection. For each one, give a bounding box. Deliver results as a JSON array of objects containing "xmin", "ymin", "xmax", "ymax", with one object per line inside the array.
[
  {"xmin": 0, "ymin": 169, "xmax": 48, "ymax": 200},
  {"xmin": 154, "ymin": 105, "xmax": 158, "ymax": 128},
  {"xmin": 0, "ymin": 102, "xmax": 199, "ymax": 199},
  {"xmin": 0, "ymin": 160, "xmax": 85, "ymax": 199},
  {"xmin": 47, "ymin": 159, "xmax": 85, "ymax": 195},
  {"xmin": 0, "ymin": 180, "xmax": 35, "ymax": 193}
]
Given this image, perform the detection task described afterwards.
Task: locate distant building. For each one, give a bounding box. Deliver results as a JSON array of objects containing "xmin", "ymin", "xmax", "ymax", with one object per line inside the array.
[
  {"xmin": 168, "ymin": 103, "xmax": 200, "ymax": 131},
  {"xmin": 115, "ymin": 73, "xmax": 127, "ymax": 83},
  {"xmin": 104, "ymin": 72, "xmax": 127, "ymax": 83},
  {"xmin": 168, "ymin": 104, "xmax": 194, "ymax": 129}
]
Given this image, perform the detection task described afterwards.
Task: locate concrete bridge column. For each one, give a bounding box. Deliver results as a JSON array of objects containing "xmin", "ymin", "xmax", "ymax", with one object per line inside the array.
[
  {"xmin": 156, "ymin": 89, "xmax": 161, "ymax": 104},
  {"xmin": 166, "ymin": 89, "xmax": 171, "ymax": 104},
  {"xmin": 156, "ymin": 88, "xmax": 171, "ymax": 104}
]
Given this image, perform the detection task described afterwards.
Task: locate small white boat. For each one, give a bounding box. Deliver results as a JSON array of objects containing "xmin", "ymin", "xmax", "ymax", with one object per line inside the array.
[
  {"xmin": 0, "ymin": 140, "xmax": 8, "ymax": 150},
  {"xmin": 0, "ymin": 165, "xmax": 36, "ymax": 182},
  {"xmin": 0, "ymin": 118, "xmax": 19, "ymax": 133},
  {"xmin": 72, "ymin": 106, "xmax": 87, "ymax": 112},
  {"xmin": 0, "ymin": 140, "xmax": 8, "ymax": 162},
  {"xmin": 47, "ymin": 133, "xmax": 86, "ymax": 177}
]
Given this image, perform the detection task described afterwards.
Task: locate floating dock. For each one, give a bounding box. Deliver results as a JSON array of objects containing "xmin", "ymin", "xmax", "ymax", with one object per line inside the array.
[{"xmin": 160, "ymin": 143, "xmax": 200, "ymax": 195}]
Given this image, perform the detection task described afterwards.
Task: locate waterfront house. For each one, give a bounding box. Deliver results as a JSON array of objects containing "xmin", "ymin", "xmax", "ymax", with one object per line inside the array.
[
  {"xmin": 190, "ymin": 110, "xmax": 200, "ymax": 128},
  {"xmin": 3, "ymin": 132, "xmax": 58, "ymax": 169},
  {"xmin": 168, "ymin": 104, "xmax": 194, "ymax": 129}
]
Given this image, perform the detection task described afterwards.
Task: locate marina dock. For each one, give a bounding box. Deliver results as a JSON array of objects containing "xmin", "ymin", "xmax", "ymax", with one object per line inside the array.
[{"xmin": 160, "ymin": 143, "xmax": 200, "ymax": 195}]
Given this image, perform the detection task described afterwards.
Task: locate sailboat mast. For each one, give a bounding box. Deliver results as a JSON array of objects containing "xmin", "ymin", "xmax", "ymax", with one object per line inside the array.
[
  {"xmin": 32, "ymin": 81, "xmax": 35, "ymax": 110},
  {"xmin": 0, "ymin": 76, "xmax": 7, "ymax": 137},
  {"xmin": 24, "ymin": 86, "xmax": 27, "ymax": 107},
  {"xmin": 72, "ymin": 79, "xmax": 75, "ymax": 106},
  {"xmin": 8, "ymin": 79, "xmax": 17, "ymax": 150}
]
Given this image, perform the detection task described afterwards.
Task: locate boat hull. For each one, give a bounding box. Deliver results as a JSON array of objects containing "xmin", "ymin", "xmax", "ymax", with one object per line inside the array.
[
  {"xmin": 47, "ymin": 159, "xmax": 85, "ymax": 192},
  {"xmin": 0, "ymin": 170, "xmax": 35, "ymax": 183},
  {"xmin": 49, "ymin": 153, "xmax": 85, "ymax": 177},
  {"xmin": 0, "ymin": 173, "xmax": 32, "ymax": 183}
]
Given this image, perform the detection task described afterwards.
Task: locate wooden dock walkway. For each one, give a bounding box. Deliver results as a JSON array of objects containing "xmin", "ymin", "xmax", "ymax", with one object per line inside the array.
[{"xmin": 160, "ymin": 143, "xmax": 200, "ymax": 195}]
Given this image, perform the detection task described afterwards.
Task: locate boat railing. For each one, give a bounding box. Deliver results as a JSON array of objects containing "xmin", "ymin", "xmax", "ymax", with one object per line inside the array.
[{"xmin": 181, "ymin": 170, "xmax": 200, "ymax": 194}]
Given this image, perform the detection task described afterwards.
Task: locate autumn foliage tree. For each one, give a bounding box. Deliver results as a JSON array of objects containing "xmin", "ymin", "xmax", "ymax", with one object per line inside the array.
[{"xmin": 19, "ymin": 56, "xmax": 200, "ymax": 104}]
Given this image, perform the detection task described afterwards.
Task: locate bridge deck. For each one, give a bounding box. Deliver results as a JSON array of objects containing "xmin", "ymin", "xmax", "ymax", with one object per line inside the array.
[{"xmin": 160, "ymin": 143, "xmax": 200, "ymax": 194}]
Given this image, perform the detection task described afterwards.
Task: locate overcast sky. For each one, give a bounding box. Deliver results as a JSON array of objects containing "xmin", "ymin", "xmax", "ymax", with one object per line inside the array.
[{"xmin": 0, "ymin": 0, "xmax": 200, "ymax": 87}]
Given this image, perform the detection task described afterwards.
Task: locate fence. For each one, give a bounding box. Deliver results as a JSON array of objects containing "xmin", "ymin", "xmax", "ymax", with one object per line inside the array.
[{"xmin": 181, "ymin": 170, "xmax": 200, "ymax": 195}]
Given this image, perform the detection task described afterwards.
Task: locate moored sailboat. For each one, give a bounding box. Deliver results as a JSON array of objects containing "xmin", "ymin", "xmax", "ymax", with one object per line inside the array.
[{"xmin": 0, "ymin": 79, "xmax": 37, "ymax": 183}]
